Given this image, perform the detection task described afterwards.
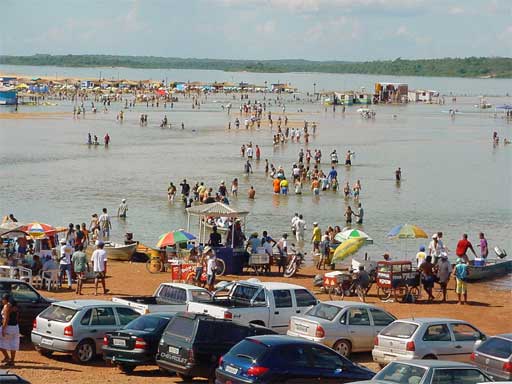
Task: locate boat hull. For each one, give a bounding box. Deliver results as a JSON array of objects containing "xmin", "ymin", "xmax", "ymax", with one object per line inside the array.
[
  {"xmin": 86, "ymin": 243, "xmax": 137, "ymax": 261},
  {"xmin": 465, "ymin": 259, "xmax": 512, "ymax": 282}
]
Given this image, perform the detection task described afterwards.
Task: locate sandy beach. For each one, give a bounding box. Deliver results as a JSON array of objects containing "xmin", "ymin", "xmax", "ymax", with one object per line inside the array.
[{"xmin": 9, "ymin": 260, "xmax": 510, "ymax": 384}]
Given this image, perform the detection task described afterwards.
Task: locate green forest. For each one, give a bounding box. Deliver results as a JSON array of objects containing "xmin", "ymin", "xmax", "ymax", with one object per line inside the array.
[{"xmin": 1, "ymin": 55, "xmax": 511, "ymax": 78}]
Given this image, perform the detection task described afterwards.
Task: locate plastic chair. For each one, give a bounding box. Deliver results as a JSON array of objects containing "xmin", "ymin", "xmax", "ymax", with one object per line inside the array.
[
  {"xmin": 41, "ymin": 269, "xmax": 59, "ymax": 291},
  {"xmin": 17, "ymin": 267, "xmax": 33, "ymax": 284}
]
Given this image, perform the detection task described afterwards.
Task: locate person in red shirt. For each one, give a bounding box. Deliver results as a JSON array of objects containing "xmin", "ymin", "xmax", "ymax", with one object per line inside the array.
[
  {"xmin": 255, "ymin": 145, "xmax": 261, "ymax": 161},
  {"xmin": 456, "ymin": 234, "xmax": 476, "ymax": 263}
]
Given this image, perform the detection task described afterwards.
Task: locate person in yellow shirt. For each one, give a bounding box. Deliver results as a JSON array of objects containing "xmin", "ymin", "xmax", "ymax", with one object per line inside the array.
[
  {"xmin": 311, "ymin": 222, "xmax": 321, "ymax": 253},
  {"xmin": 280, "ymin": 178, "xmax": 289, "ymax": 195}
]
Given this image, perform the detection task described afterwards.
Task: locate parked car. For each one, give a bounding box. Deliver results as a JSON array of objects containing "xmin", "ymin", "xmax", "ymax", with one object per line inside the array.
[
  {"xmin": 287, "ymin": 301, "xmax": 396, "ymax": 357},
  {"xmin": 31, "ymin": 300, "xmax": 140, "ymax": 363},
  {"xmin": 471, "ymin": 333, "xmax": 512, "ymax": 381},
  {"xmin": 187, "ymin": 280, "xmax": 318, "ymax": 333},
  {"xmin": 102, "ymin": 312, "xmax": 175, "ymax": 373},
  {"xmin": 350, "ymin": 360, "xmax": 493, "ymax": 384},
  {"xmin": 0, "ymin": 369, "xmax": 30, "ymax": 383},
  {"xmin": 112, "ymin": 282, "xmax": 212, "ymax": 315},
  {"xmin": 0, "ymin": 278, "xmax": 53, "ymax": 335},
  {"xmin": 156, "ymin": 312, "xmax": 276, "ymax": 383},
  {"xmin": 372, "ymin": 318, "xmax": 487, "ymax": 366},
  {"xmin": 215, "ymin": 335, "xmax": 374, "ymax": 383}
]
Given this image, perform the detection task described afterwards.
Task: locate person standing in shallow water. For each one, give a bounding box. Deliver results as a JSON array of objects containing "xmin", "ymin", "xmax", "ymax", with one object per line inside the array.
[{"xmin": 395, "ymin": 167, "xmax": 402, "ymax": 181}]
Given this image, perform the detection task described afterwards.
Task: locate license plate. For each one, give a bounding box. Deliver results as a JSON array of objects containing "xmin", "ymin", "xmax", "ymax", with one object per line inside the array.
[
  {"xmin": 225, "ymin": 365, "xmax": 239, "ymax": 375},
  {"xmin": 41, "ymin": 338, "xmax": 53, "ymax": 346},
  {"xmin": 169, "ymin": 346, "xmax": 180, "ymax": 354},
  {"xmin": 113, "ymin": 339, "xmax": 126, "ymax": 347},
  {"xmin": 295, "ymin": 324, "xmax": 308, "ymax": 332}
]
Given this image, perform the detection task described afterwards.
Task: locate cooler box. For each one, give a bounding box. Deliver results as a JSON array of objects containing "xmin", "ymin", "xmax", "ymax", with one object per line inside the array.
[
  {"xmin": 323, "ymin": 271, "xmax": 351, "ymax": 288},
  {"xmin": 473, "ymin": 258, "xmax": 485, "ymax": 267}
]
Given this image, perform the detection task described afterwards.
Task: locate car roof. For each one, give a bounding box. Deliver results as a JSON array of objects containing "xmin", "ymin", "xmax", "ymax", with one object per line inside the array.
[
  {"xmin": 240, "ymin": 280, "xmax": 309, "ymax": 290},
  {"xmin": 247, "ymin": 335, "xmax": 320, "ymax": 347},
  {"xmin": 0, "ymin": 278, "xmax": 25, "ymax": 283},
  {"xmin": 142, "ymin": 312, "xmax": 175, "ymax": 319},
  {"xmin": 322, "ymin": 301, "xmax": 384, "ymax": 309},
  {"xmin": 493, "ymin": 334, "xmax": 512, "ymax": 341},
  {"xmin": 390, "ymin": 360, "xmax": 479, "ymax": 368},
  {"xmin": 160, "ymin": 282, "xmax": 207, "ymax": 290},
  {"xmin": 395, "ymin": 318, "xmax": 464, "ymax": 324},
  {"xmin": 53, "ymin": 300, "xmax": 126, "ymax": 310}
]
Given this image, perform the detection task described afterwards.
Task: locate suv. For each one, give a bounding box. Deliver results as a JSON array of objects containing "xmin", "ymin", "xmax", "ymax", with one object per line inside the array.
[
  {"xmin": 0, "ymin": 278, "xmax": 53, "ymax": 335},
  {"xmin": 156, "ymin": 312, "xmax": 276, "ymax": 383},
  {"xmin": 32, "ymin": 300, "xmax": 140, "ymax": 363}
]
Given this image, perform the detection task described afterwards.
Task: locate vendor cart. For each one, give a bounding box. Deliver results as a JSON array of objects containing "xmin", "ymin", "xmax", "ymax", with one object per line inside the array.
[{"xmin": 376, "ymin": 261, "xmax": 420, "ymax": 302}]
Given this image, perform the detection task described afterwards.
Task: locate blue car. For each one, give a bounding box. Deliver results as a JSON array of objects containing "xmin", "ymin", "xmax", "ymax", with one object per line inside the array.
[{"xmin": 215, "ymin": 335, "xmax": 374, "ymax": 383}]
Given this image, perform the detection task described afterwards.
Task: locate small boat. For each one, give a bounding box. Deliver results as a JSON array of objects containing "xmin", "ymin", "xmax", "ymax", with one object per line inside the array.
[
  {"xmin": 465, "ymin": 258, "xmax": 512, "ymax": 282},
  {"xmin": 86, "ymin": 242, "xmax": 137, "ymax": 261}
]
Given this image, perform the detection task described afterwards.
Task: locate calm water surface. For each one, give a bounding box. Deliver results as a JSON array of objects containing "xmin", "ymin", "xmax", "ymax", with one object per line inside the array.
[{"xmin": 0, "ymin": 67, "xmax": 511, "ymax": 272}]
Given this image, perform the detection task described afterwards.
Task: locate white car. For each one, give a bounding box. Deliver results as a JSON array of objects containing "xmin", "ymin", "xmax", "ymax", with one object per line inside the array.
[{"xmin": 287, "ymin": 301, "xmax": 396, "ymax": 357}]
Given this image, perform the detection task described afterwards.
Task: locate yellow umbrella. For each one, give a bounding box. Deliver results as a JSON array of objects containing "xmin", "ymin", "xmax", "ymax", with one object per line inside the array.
[{"xmin": 332, "ymin": 237, "xmax": 365, "ymax": 263}]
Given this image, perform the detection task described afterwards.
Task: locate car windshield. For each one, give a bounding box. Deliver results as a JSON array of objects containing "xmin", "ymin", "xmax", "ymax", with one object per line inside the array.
[
  {"xmin": 228, "ymin": 339, "xmax": 268, "ymax": 361},
  {"xmin": 477, "ymin": 337, "xmax": 512, "ymax": 359},
  {"xmin": 40, "ymin": 305, "xmax": 78, "ymax": 323},
  {"xmin": 374, "ymin": 362, "xmax": 427, "ymax": 383},
  {"xmin": 124, "ymin": 315, "xmax": 170, "ymax": 332},
  {"xmin": 381, "ymin": 322, "xmax": 418, "ymax": 339},
  {"xmin": 190, "ymin": 290, "xmax": 212, "ymax": 302},
  {"xmin": 306, "ymin": 303, "xmax": 341, "ymax": 321}
]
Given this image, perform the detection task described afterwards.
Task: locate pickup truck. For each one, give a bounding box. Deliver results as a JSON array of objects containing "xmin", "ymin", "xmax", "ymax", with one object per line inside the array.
[
  {"xmin": 112, "ymin": 282, "xmax": 212, "ymax": 315},
  {"xmin": 186, "ymin": 280, "xmax": 318, "ymax": 334}
]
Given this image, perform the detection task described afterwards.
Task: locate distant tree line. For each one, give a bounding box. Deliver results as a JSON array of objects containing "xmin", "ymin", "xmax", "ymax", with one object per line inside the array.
[{"xmin": 1, "ymin": 54, "xmax": 511, "ymax": 78}]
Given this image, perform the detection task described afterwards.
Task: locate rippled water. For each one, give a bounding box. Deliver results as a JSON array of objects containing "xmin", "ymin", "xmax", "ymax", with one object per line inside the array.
[{"xmin": 0, "ymin": 68, "xmax": 511, "ymax": 267}]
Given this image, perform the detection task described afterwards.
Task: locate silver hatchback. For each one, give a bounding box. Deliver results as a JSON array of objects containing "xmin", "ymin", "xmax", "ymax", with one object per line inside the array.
[
  {"xmin": 373, "ymin": 318, "xmax": 486, "ymax": 366},
  {"xmin": 31, "ymin": 300, "xmax": 140, "ymax": 363},
  {"xmin": 471, "ymin": 333, "xmax": 512, "ymax": 381}
]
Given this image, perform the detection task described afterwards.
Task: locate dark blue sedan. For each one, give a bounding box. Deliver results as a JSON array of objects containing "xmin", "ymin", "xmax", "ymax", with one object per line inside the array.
[{"xmin": 215, "ymin": 335, "xmax": 374, "ymax": 383}]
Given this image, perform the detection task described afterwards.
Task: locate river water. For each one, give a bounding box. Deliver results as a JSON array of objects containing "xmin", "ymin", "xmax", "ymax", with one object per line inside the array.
[{"xmin": 0, "ymin": 65, "xmax": 511, "ymax": 275}]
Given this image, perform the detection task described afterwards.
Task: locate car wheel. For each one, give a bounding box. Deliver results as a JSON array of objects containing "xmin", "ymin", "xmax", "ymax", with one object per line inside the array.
[
  {"xmin": 118, "ymin": 364, "xmax": 135, "ymax": 374},
  {"xmin": 333, "ymin": 339, "xmax": 352, "ymax": 357},
  {"xmin": 422, "ymin": 354, "xmax": 437, "ymax": 360},
  {"xmin": 35, "ymin": 347, "xmax": 53, "ymax": 358},
  {"xmin": 72, "ymin": 339, "xmax": 95, "ymax": 364},
  {"xmin": 177, "ymin": 373, "xmax": 194, "ymax": 381}
]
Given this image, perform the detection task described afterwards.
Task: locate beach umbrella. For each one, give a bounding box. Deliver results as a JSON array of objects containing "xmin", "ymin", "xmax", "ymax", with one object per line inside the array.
[
  {"xmin": 387, "ymin": 224, "xmax": 428, "ymax": 239},
  {"xmin": 335, "ymin": 229, "xmax": 373, "ymax": 245},
  {"xmin": 23, "ymin": 222, "xmax": 57, "ymax": 239},
  {"xmin": 332, "ymin": 238, "xmax": 366, "ymax": 263},
  {"xmin": 156, "ymin": 230, "xmax": 196, "ymax": 248}
]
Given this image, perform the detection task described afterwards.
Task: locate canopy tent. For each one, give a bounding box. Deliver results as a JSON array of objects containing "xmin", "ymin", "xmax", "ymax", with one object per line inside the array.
[{"xmin": 186, "ymin": 202, "xmax": 249, "ymax": 245}]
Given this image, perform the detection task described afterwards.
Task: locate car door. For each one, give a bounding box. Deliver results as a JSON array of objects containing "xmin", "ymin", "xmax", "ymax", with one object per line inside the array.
[
  {"xmin": 293, "ymin": 289, "xmax": 317, "ymax": 317},
  {"xmin": 271, "ymin": 290, "xmax": 296, "ymax": 333},
  {"xmin": 86, "ymin": 307, "xmax": 119, "ymax": 353},
  {"xmin": 369, "ymin": 308, "xmax": 396, "ymax": 338},
  {"xmin": 420, "ymin": 323, "xmax": 455, "ymax": 359},
  {"xmin": 273, "ymin": 344, "xmax": 316, "ymax": 384},
  {"xmin": 449, "ymin": 322, "xmax": 485, "ymax": 361},
  {"xmin": 9, "ymin": 282, "xmax": 49, "ymax": 333},
  {"xmin": 308, "ymin": 345, "xmax": 347, "ymax": 383},
  {"xmin": 346, "ymin": 307, "xmax": 373, "ymax": 351}
]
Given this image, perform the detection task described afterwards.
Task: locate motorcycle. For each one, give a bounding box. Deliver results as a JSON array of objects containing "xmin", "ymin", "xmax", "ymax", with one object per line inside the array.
[{"xmin": 283, "ymin": 245, "xmax": 305, "ymax": 278}]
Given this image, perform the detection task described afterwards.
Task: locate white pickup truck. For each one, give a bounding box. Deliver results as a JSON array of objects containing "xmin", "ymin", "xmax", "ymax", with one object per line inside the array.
[
  {"xmin": 112, "ymin": 282, "xmax": 212, "ymax": 315},
  {"xmin": 187, "ymin": 280, "xmax": 318, "ymax": 334}
]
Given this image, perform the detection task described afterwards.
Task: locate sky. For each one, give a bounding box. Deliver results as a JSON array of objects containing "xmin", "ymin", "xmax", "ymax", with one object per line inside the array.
[{"xmin": 1, "ymin": 0, "xmax": 511, "ymax": 61}]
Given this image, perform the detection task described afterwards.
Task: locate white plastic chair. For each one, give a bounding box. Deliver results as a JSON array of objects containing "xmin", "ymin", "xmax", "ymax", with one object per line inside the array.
[
  {"xmin": 41, "ymin": 269, "xmax": 59, "ymax": 291},
  {"xmin": 17, "ymin": 267, "xmax": 33, "ymax": 284}
]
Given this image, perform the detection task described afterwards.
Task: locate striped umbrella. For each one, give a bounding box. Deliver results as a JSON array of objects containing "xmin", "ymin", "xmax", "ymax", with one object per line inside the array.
[
  {"xmin": 387, "ymin": 224, "xmax": 428, "ymax": 239},
  {"xmin": 332, "ymin": 238, "xmax": 366, "ymax": 263},
  {"xmin": 23, "ymin": 222, "xmax": 57, "ymax": 239},
  {"xmin": 156, "ymin": 230, "xmax": 196, "ymax": 248},
  {"xmin": 335, "ymin": 229, "xmax": 373, "ymax": 245}
]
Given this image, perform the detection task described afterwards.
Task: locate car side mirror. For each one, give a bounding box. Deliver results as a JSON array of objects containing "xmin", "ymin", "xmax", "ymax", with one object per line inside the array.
[{"xmin": 334, "ymin": 368, "xmax": 343, "ymax": 376}]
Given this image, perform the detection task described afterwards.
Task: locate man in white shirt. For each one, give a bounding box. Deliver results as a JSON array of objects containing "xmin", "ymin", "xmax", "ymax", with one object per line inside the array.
[
  {"xmin": 117, "ymin": 199, "xmax": 128, "ymax": 218},
  {"xmin": 246, "ymin": 146, "xmax": 254, "ymax": 159},
  {"xmin": 294, "ymin": 214, "xmax": 306, "ymax": 242},
  {"xmin": 91, "ymin": 241, "xmax": 108, "ymax": 295},
  {"xmin": 204, "ymin": 246, "xmax": 216, "ymax": 291},
  {"xmin": 291, "ymin": 213, "xmax": 299, "ymax": 237},
  {"xmin": 59, "ymin": 239, "xmax": 73, "ymax": 289}
]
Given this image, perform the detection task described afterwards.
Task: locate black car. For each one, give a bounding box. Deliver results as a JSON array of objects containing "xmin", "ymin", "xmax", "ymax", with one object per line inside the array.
[
  {"xmin": 103, "ymin": 312, "xmax": 175, "ymax": 373},
  {"xmin": 0, "ymin": 278, "xmax": 53, "ymax": 335},
  {"xmin": 156, "ymin": 312, "xmax": 276, "ymax": 383}
]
